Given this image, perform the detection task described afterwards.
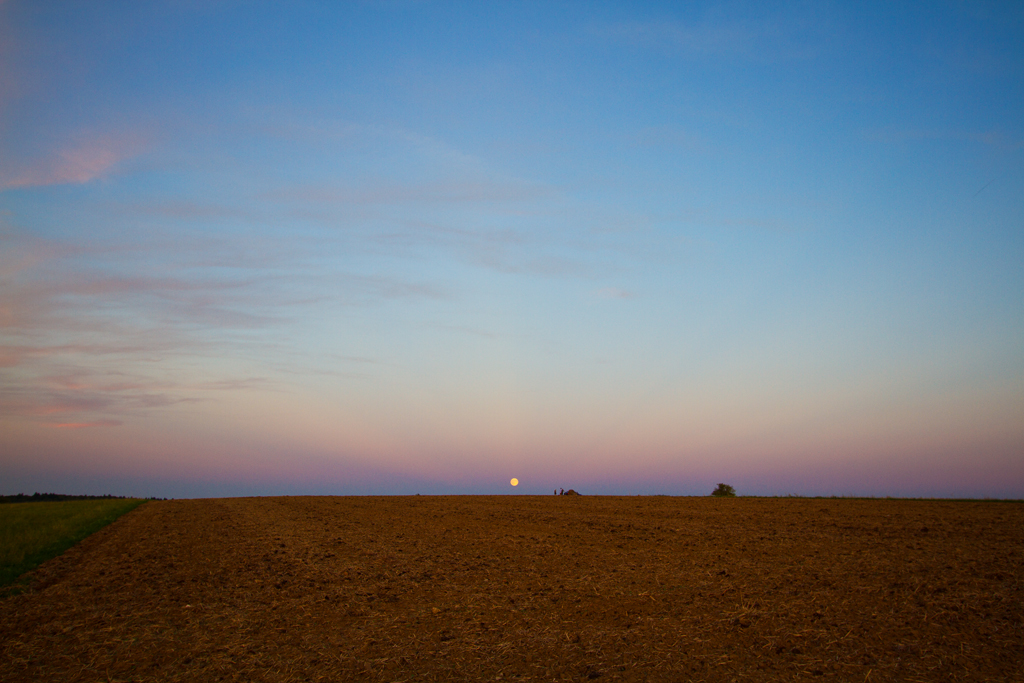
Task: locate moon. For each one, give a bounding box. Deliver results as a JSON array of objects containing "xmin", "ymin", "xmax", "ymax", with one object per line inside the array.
[{"xmin": 510, "ymin": 478, "xmax": 519, "ymax": 487}]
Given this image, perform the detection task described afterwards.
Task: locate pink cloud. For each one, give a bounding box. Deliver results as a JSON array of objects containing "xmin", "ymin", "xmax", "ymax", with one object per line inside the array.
[
  {"xmin": 0, "ymin": 383, "xmax": 201, "ymax": 435},
  {"xmin": 596, "ymin": 287, "xmax": 635, "ymax": 299},
  {"xmin": 50, "ymin": 419, "xmax": 123, "ymax": 429},
  {"xmin": 18, "ymin": 398, "xmax": 115, "ymax": 417},
  {"xmin": 0, "ymin": 132, "xmax": 148, "ymax": 190},
  {"xmin": 0, "ymin": 345, "xmax": 22, "ymax": 367}
]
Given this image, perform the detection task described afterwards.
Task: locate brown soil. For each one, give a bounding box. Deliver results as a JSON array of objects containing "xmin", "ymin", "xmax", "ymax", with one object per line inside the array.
[{"xmin": 1, "ymin": 496, "xmax": 1022, "ymax": 682}]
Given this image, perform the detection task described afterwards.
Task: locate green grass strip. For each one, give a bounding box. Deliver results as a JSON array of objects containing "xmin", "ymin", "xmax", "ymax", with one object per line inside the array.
[{"xmin": 0, "ymin": 498, "xmax": 147, "ymax": 591}]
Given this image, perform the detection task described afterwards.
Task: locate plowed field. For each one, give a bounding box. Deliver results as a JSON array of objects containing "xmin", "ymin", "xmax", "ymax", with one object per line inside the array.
[{"xmin": 1, "ymin": 496, "xmax": 1021, "ymax": 682}]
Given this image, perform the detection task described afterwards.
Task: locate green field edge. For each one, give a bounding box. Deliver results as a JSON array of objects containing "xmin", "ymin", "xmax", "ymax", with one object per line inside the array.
[{"xmin": 1, "ymin": 499, "xmax": 149, "ymax": 594}]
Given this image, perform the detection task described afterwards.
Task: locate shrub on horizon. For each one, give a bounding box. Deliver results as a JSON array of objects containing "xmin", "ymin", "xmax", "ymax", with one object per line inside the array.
[{"xmin": 711, "ymin": 483, "xmax": 736, "ymax": 497}]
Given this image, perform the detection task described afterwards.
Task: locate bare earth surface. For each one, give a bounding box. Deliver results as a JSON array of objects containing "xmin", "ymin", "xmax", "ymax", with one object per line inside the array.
[{"xmin": 1, "ymin": 496, "xmax": 1022, "ymax": 682}]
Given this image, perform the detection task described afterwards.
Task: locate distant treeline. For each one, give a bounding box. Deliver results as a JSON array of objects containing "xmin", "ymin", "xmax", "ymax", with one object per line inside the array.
[{"xmin": 0, "ymin": 493, "xmax": 165, "ymax": 504}]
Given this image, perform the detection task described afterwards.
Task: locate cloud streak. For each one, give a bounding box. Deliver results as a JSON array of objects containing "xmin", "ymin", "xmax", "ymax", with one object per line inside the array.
[
  {"xmin": 50, "ymin": 420, "xmax": 123, "ymax": 429},
  {"xmin": 0, "ymin": 218, "xmax": 453, "ymax": 427},
  {"xmin": 862, "ymin": 127, "xmax": 1024, "ymax": 151},
  {"xmin": 589, "ymin": 11, "xmax": 827, "ymax": 61},
  {"xmin": 266, "ymin": 179, "xmax": 555, "ymax": 207},
  {"xmin": 596, "ymin": 287, "xmax": 635, "ymax": 299},
  {"xmin": 0, "ymin": 383, "xmax": 189, "ymax": 426},
  {"xmin": 0, "ymin": 131, "xmax": 149, "ymax": 190},
  {"xmin": 592, "ymin": 20, "xmax": 752, "ymax": 56}
]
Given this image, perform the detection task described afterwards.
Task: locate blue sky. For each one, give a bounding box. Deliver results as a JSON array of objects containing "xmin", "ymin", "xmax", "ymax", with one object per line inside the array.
[{"xmin": 1, "ymin": 1, "xmax": 1022, "ymax": 498}]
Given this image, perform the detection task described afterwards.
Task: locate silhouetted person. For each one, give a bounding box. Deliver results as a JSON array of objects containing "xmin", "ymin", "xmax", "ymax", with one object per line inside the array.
[{"xmin": 560, "ymin": 488, "xmax": 564, "ymax": 495}]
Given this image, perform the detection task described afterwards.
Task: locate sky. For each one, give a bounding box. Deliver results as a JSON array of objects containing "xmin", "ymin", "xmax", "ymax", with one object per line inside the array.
[{"xmin": 1, "ymin": 1, "xmax": 1022, "ymax": 499}]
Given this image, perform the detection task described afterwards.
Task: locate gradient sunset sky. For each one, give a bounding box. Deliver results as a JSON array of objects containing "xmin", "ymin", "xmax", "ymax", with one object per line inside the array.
[{"xmin": 1, "ymin": 2, "xmax": 1022, "ymax": 498}]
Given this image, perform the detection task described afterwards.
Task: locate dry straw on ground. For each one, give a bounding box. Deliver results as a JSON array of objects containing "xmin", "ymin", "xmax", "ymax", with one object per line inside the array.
[{"xmin": 1, "ymin": 496, "xmax": 1022, "ymax": 681}]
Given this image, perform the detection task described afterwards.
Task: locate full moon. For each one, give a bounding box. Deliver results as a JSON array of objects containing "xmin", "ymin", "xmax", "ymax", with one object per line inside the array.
[{"xmin": 510, "ymin": 478, "xmax": 519, "ymax": 487}]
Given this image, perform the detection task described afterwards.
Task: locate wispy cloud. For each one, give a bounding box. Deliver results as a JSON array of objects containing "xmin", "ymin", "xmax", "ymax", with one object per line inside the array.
[
  {"xmin": 50, "ymin": 420, "xmax": 123, "ymax": 429},
  {"xmin": 0, "ymin": 382, "xmax": 190, "ymax": 422},
  {"xmin": 0, "ymin": 220, "xmax": 449, "ymax": 426},
  {"xmin": 266, "ymin": 179, "xmax": 554, "ymax": 206},
  {"xmin": 863, "ymin": 127, "xmax": 1024, "ymax": 151},
  {"xmin": 110, "ymin": 201, "xmax": 257, "ymax": 222},
  {"xmin": 628, "ymin": 125, "xmax": 709, "ymax": 153},
  {"xmin": 589, "ymin": 9, "xmax": 829, "ymax": 61},
  {"xmin": 1, "ymin": 270, "xmax": 287, "ymax": 338},
  {"xmin": 196, "ymin": 377, "xmax": 273, "ymax": 391},
  {"xmin": 0, "ymin": 131, "xmax": 149, "ymax": 190},
  {"xmin": 0, "ymin": 3, "xmax": 21, "ymax": 124},
  {"xmin": 258, "ymin": 118, "xmax": 488, "ymax": 174},
  {"xmin": 259, "ymin": 167, "xmax": 600, "ymax": 278},
  {"xmin": 592, "ymin": 20, "xmax": 752, "ymax": 56},
  {"xmin": 0, "ymin": 342, "xmax": 183, "ymax": 368},
  {"xmin": 366, "ymin": 219, "xmax": 600, "ymax": 279},
  {"xmin": 596, "ymin": 287, "xmax": 635, "ymax": 300},
  {"xmin": 425, "ymin": 323, "xmax": 498, "ymax": 339},
  {"xmin": 469, "ymin": 251, "xmax": 591, "ymax": 278}
]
